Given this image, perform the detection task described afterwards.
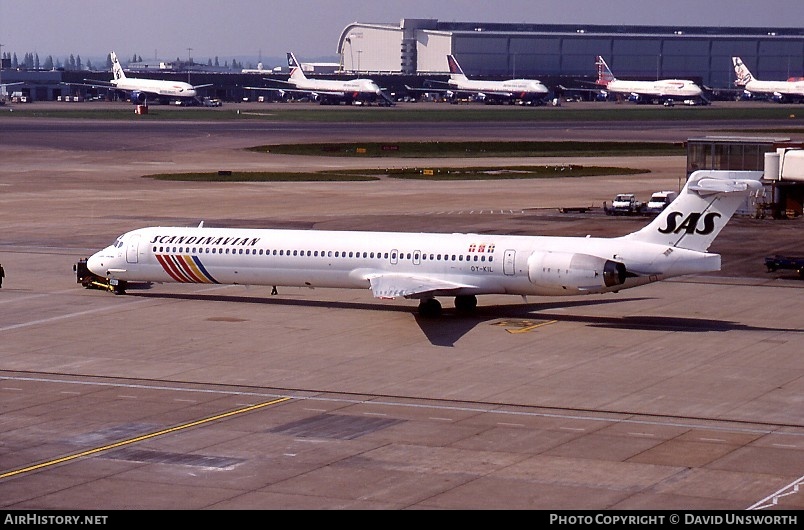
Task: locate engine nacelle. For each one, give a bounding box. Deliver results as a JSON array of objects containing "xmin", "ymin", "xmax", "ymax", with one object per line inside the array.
[
  {"xmin": 527, "ymin": 250, "xmax": 626, "ymax": 293},
  {"xmin": 129, "ymin": 91, "xmax": 147, "ymax": 104}
]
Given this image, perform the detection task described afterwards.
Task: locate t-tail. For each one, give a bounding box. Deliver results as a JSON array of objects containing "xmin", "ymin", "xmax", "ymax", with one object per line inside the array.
[
  {"xmin": 624, "ymin": 170, "xmax": 764, "ymax": 252},
  {"xmin": 732, "ymin": 56, "xmax": 754, "ymax": 86},
  {"xmin": 110, "ymin": 51, "xmax": 126, "ymax": 81},
  {"xmin": 287, "ymin": 52, "xmax": 307, "ymax": 82},
  {"xmin": 595, "ymin": 55, "xmax": 616, "ymax": 86}
]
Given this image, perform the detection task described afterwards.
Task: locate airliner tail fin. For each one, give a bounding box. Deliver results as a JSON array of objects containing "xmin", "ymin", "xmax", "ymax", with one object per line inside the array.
[
  {"xmin": 110, "ymin": 51, "xmax": 126, "ymax": 81},
  {"xmin": 625, "ymin": 170, "xmax": 764, "ymax": 252},
  {"xmin": 287, "ymin": 52, "xmax": 307, "ymax": 82},
  {"xmin": 446, "ymin": 55, "xmax": 468, "ymax": 82},
  {"xmin": 595, "ymin": 56, "xmax": 616, "ymax": 86},
  {"xmin": 732, "ymin": 56, "xmax": 754, "ymax": 86}
]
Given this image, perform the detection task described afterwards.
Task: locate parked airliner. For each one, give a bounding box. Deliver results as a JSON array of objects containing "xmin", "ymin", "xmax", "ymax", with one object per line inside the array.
[
  {"xmin": 85, "ymin": 170, "xmax": 762, "ymax": 317},
  {"xmin": 248, "ymin": 52, "xmax": 394, "ymax": 106},
  {"xmin": 595, "ymin": 56, "xmax": 705, "ymax": 105},
  {"xmin": 408, "ymin": 54, "xmax": 549, "ymax": 105},
  {"xmin": 79, "ymin": 51, "xmax": 212, "ymax": 105},
  {"xmin": 732, "ymin": 57, "xmax": 804, "ymax": 103}
]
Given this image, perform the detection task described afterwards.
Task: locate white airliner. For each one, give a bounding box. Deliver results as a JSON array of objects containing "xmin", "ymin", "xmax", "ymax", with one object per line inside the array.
[
  {"xmin": 732, "ymin": 57, "xmax": 804, "ymax": 103},
  {"xmin": 408, "ymin": 54, "xmax": 550, "ymax": 105},
  {"xmin": 595, "ymin": 56, "xmax": 704, "ymax": 104},
  {"xmin": 81, "ymin": 51, "xmax": 212, "ymax": 105},
  {"xmin": 85, "ymin": 170, "xmax": 762, "ymax": 317},
  {"xmin": 248, "ymin": 52, "xmax": 394, "ymax": 106}
]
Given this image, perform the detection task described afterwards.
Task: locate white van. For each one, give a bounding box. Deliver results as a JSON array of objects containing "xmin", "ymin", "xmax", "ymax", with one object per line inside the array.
[{"xmin": 645, "ymin": 191, "xmax": 678, "ymax": 214}]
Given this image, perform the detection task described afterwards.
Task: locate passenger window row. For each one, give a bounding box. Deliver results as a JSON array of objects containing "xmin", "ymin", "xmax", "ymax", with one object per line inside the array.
[{"xmin": 153, "ymin": 246, "xmax": 494, "ymax": 262}]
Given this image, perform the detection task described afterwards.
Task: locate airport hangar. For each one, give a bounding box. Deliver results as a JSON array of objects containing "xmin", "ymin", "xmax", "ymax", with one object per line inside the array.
[{"xmin": 5, "ymin": 18, "xmax": 804, "ymax": 102}]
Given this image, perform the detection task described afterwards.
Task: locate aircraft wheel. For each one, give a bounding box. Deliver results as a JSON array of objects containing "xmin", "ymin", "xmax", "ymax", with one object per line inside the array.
[
  {"xmin": 417, "ymin": 298, "xmax": 442, "ymax": 318},
  {"xmin": 454, "ymin": 295, "xmax": 478, "ymax": 313}
]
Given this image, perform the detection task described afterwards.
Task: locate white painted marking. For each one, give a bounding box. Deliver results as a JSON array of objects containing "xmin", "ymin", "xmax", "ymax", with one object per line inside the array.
[{"xmin": 747, "ymin": 474, "xmax": 804, "ymax": 510}]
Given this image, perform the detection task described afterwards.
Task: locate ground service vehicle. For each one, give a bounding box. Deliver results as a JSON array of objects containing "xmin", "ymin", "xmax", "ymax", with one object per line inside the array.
[
  {"xmin": 645, "ymin": 191, "xmax": 678, "ymax": 214},
  {"xmin": 764, "ymin": 255, "xmax": 804, "ymax": 277},
  {"xmin": 606, "ymin": 193, "xmax": 645, "ymax": 215}
]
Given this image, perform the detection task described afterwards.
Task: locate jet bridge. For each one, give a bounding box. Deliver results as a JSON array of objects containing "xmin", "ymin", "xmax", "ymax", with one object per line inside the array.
[{"xmin": 763, "ymin": 147, "xmax": 804, "ymax": 218}]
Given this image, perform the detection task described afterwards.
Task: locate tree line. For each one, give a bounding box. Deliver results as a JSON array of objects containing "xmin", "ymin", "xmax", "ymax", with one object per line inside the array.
[{"xmin": 2, "ymin": 51, "xmax": 246, "ymax": 71}]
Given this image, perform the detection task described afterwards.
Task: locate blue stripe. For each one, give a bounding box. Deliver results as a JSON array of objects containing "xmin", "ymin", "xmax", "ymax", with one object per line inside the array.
[{"xmin": 191, "ymin": 256, "xmax": 220, "ymax": 284}]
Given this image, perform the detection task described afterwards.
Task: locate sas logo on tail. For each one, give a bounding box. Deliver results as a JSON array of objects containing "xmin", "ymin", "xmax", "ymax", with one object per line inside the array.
[{"xmin": 658, "ymin": 212, "xmax": 720, "ymax": 235}]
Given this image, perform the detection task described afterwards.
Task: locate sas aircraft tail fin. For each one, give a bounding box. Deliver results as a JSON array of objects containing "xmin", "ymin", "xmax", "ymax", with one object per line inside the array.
[{"xmin": 624, "ymin": 170, "xmax": 764, "ymax": 252}]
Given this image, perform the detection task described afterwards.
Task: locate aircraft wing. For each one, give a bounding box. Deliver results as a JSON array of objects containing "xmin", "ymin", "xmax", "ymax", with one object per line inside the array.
[
  {"xmin": 246, "ymin": 86, "xmax": 349, "ymax": 98},
  {"xmin": 78, "ymin": 78, "xmax": 116, "ymax": 87},
  {"xmin": 243, "ymin": 86, "xmax": 285, "ymax": 91},
  {"xmin": 457, "ymin": 89, "xmax": 519, "ymax": 98},
  {"xmin": 62, "ymin": 80, "xmax": 114, "ymax": 89},
  {"xmin": 367, "ymin": 273, "xmax": 476, "ymax": 300},
  {"xmin": 404, "ymin": 82, "xmax": 450, "ymax": 93},
  {"xmin": 558, "ymin": 83, "xmax": 605, "ymax": 93}
]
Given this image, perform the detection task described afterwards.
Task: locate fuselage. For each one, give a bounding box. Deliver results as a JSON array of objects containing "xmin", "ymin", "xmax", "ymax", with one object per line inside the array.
[
  {"xmin": 743, "ymin": 79, "xmax": 804, "ymax": 98},
  {"xmin": 287, "ymin": 73, "xmax": 385, "ymax": 103},
  {"xmin": 606, "ymin": 79, "xmax": 702, "ymax": 98},
  {"xmin": 113, "ymin": 78, "xmax": 198, "ymax": 98},
  {"xmin": 449, "ymin": 78, "xmax": 549, "ymax": 98},
  {"xmin": 294, "ymin": 77, "xmax": 381, "ymax": 94},
  {"xmin": 86, "ymin": 226, "xmax": 720, "ymax": 301}
]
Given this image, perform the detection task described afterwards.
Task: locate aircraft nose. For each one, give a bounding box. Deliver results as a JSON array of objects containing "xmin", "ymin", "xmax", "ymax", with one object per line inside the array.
[{"xmin": 86, "ymin": 250, "xmax": 108, "ymax": 276}]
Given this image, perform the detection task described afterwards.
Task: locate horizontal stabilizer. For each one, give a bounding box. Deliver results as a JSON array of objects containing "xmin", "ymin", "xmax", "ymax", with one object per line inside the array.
[{"xmin": 689, "ymin": 177, "xmax": 763, "ymax": 195}]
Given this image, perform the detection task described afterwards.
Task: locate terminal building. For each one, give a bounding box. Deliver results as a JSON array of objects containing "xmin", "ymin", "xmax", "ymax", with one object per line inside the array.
[
  {"xmin": 2, "ymin": 18, "xmax": 803, "ymax": 102},
  {"xmin": 336, "ymin": 19, "xmax": 804, "ymax": 89}
]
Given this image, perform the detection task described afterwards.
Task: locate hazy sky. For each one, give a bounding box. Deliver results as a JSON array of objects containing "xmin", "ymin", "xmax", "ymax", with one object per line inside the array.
[{"xmin": 1, "ymin": 0, "xmax": 801, "ymax": 65}]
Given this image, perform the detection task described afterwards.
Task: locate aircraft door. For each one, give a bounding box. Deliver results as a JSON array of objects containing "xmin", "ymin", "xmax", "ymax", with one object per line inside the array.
[
  {"xmin": 126, "ymin": 234, "xmax": 140, "ymax": 263},
  {"xmin": 503, "ymin": 249, "xmax": 516, "ymax": 276},
  {"xmin": 390, "ymin": 249, "xmax": 398, "ymax": 265},
  {"xmin": 413, "ymin": 250, "xmax": 421, "ymax": 265}
]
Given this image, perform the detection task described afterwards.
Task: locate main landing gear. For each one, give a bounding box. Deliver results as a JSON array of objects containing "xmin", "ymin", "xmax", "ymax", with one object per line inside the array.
[{"xmin": 417, "ymin": 295, "xmax": 478, "ymax": 318}]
